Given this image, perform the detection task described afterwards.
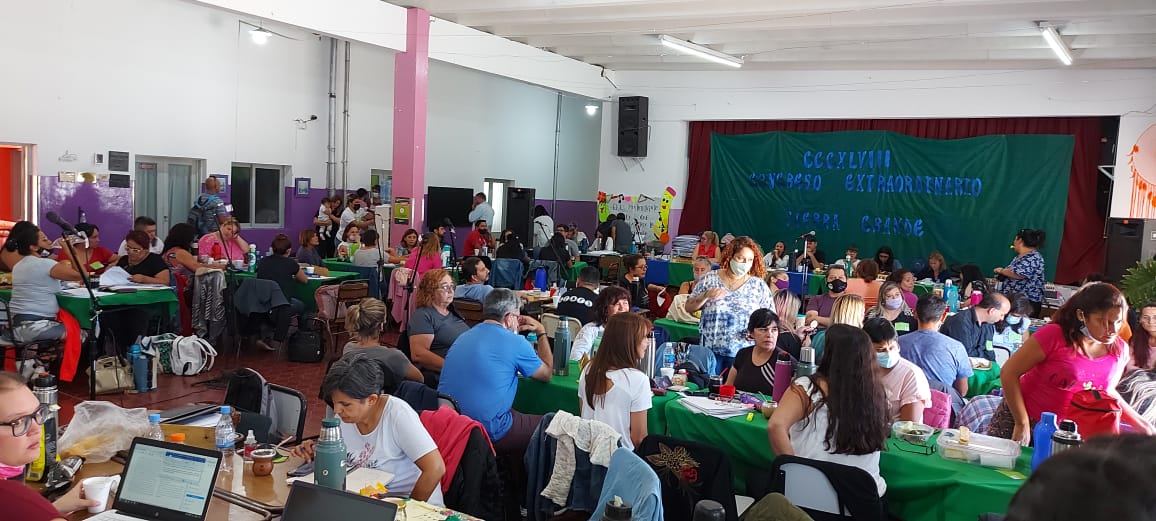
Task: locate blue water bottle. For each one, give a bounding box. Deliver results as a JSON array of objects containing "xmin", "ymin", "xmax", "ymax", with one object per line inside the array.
[
  {"xmin": 534, "ymin": 267, "xmax": 548, "ymax": 291},
  {"xmin": 1030, "ymin": 412, "xmax": 1059, "ymax": 472},
  {"xmin": 130, "ymin": 344, "xmax": 149, "ymax": 392},
  {"xmin": 944, "ymin": 279, "xmax": 959, "ymax": 313}
]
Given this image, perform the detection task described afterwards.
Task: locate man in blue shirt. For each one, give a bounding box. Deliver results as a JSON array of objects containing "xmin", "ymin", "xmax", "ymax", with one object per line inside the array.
[
  {"xmin": 453, "ymin": 257, "xmax": 493, "ymax": 302},
  {"xmin": 439, "ymin": 288, "xmax": 553, "ymax": 455},
  {"xmin": 898, "ymin": 293, "xmax": 973, "ymax": 397}
]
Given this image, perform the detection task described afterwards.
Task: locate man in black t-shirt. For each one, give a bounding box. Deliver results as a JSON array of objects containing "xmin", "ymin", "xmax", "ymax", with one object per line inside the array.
[
  {"xmin": 556, "ymin": 266, "xmax": 601, "ymax": 324},
  {"xmin": 255, "ymin": 235, "xmax": 307, "ymax": 351}
]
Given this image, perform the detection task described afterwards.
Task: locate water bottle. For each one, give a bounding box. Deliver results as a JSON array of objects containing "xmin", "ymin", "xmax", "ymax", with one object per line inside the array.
[
  {"xmin": 795, "ymin": 346, "xmax": 817, "ymax": 378},
  {"xmin": 554, "ymin": 317, "xmax": 572, "ymax": 376},
  {"xmin": 130, "ymin": 344, "xmax": 149, "ymax": 393},
  {"xmin": 247, "ymin": 244, "xmax": 257, "ymax": 272},
  {"xmin": 1051, "ymin": 419, "xmax": 1082, "ymax": 456},
  {"xmin": 771, "ymin": 352, "xmax": 794, "ymax": 402},
  {"xmin": 1030, "ymin": 412, "xmax": 1058, "ymax": 472},
  {"xmin": 661, "ymin": 343, "xmax": 676, "ymax": 371},
  {"xmin": 844, "ymin": 255, "xmax": 853, "ymax": 273},
  {"xmin": 146, "ymin": 413, "xmax": 164, "ymax": 441},
  {"xmin": 944, "ymin": 279, "xmax": 959, "ymax": 313},
  {"xmin": 315, "ymin": 418, "xmax": 347, "ymax": 490},
  {"xmin": 210, "ymin": 242, "xmax": 223, "ymax": 261},
  {"xmin": 535, "ymin": 267, "xmax": 548, "ymax": 291},
  {"xmin": 441, "ymin": 244, "xmax": 451, "ymax": 266},
  {"xmin": 27, "ymin": 374, "xmax": 59, "ymax": 482},
  {"xmin": 215, "ymin": 406, "xmax": 236, "ymax": 473},
  {"xmin": 526, "ymin": 332, "xmax": 538, "ymax": 346}
]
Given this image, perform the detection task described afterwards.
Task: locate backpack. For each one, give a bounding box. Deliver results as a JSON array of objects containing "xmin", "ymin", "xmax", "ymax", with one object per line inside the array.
[
  {"xmin": 187, "ymin": 195, "xmax": 222, "ymax": 235},
  {"xmin": 287, "ymin": 319, "xmax": 324, "ymax": 363},
  {"xmin": 170, "ymin": 335, "xmax": 217, "ymax": 376}
]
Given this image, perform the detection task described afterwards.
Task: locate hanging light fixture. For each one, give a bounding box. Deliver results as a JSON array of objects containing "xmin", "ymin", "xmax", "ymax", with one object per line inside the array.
[
  {"xmin": 249, "ymin": 28, "xmax": 272, "ymax": 45},
  {"xmin": 585, "ymin": 104, "xmax": 599, "ymax": 116},
  {"xmin": 1038, "ymin": 23, "xmax": 1073, "ymax": 66},
  {"xmin": 658, "ymin": 35, "xmax": 743, "ymax": 68}
]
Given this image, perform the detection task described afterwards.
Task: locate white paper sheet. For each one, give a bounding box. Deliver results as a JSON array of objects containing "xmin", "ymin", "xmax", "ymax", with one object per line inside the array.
[{"xmin": 99, "ymin": 267, "xmax": 132, "ymax": 287}]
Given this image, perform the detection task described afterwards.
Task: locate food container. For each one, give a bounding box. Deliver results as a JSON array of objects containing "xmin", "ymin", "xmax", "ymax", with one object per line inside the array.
[
  {"xmin": 891, "ymin": 421, "xmax": 935, "ymax": 445},
  {"xmin": 936, "ymin": 428, "xmax": 1021, "ymax": 469}
]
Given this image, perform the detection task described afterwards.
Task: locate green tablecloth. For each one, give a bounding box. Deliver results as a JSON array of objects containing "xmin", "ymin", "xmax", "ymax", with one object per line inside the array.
[
  {"xmin": 323, "ymin": 258, "xmax": 358, "ymax": 272},
  {"xmin": 0, "ymin": 288, "xmax": 178, "ymax": 330},
  {"xmin": 664, "ymin": 399, "xmax": 1029, "ymax": 521},
  {"xmin": 513, "ymin": 361, "xmax": 684, "ymax": 436},
  {"xmin": 564, "ymin": 261, "xmax": 588, "ymax": 283},
  {"xmin": 655, "ymin": 318, "xmax": 700, "ymax": 343},
  {"xmin": 667, "ymin": 260, "xmax": 696, "ymax": 287},
  {"xmin": 234, "ymin": 270, "xmax": 357, "ymax": 312},
  {"xmin": 968, "ymin": 363, "xmax": 1002, "ymax": 398}
]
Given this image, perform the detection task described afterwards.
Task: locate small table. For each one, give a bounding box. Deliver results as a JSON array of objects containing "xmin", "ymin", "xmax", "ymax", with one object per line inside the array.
[
  {"xmin": 233, "ymin": 270, "xmax": 357, "ymax": 312},
  {"xmin": 0, "ymin": 288, "xmax": 180, "ymax": 330},
  {"xmin": 654, "ymin": 318, "xmax": 700, "ymax": 343}
]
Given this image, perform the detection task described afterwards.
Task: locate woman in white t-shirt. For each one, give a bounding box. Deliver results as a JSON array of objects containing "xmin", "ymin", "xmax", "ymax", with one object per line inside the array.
[
  {"xmin": 570, "ymin": 286, "xmax": 631, "ymax": 361},
  {"xmin": 294, "ymin": 353, "xmax": 446, "ymax": 505},
  {"xmin": 863, "ymin": 317, "xmax": 932, "ymax": 423},
  {"xmin": 767, "ymin": 324, "xmax": 890, "ymax": 496},
  {"xmin": 577, "ymin": 312, "xmax": 653, "ymax": 449}
]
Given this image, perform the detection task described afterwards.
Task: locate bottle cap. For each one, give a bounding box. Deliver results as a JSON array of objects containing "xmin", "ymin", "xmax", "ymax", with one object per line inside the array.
[
  {"xmin": 1059, "ymin": 419, "xmax": 1078, "ymax": 432},
  {"xmin": 149, "ymin": 413, "xmax": 161, "ymax": 423},
  {"xmin": 604, "ymin": 496, "xmax": 632, "ymax": 520},
  {"xmin": 32, "ymin": 373, "xmax": 56, "ymax": 389},
  {"xmin": 245, "ymin": 429, "xmax": 256, "ymax": 441},
  {"xmin": 220, "ymin": 405, "xmax": 232, "ymax": 414},
  {"xmin": 169, "ymin": 433, "xmax": 186, "ymax": 443},
  {"xmin": 322, "ymin": 417, "xmax": 340, "ymax": 428}
]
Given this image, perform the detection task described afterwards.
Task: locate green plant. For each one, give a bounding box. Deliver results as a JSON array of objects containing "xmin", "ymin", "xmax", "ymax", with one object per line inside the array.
[{"xmin": 1120, "ymin": 259, "xmax": 1156, "ymax": 309}]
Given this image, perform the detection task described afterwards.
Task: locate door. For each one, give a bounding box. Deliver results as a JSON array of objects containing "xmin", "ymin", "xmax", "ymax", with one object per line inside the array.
[{"xmin": 135, "ymin": 156, "xmax": 202, "ymax": 233}]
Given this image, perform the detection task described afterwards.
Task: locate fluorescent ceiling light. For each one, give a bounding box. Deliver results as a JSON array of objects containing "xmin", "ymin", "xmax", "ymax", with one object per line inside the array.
[
  {"xmin": 658, "ymin": 35, "xmax": 742, "ymax": 68},
  {"xmin": 250, "ymin": 28, "xmax": 272, "ymax": 45},
  {"xmin": 1038, "ymin": 23, "xmax": 1072, "ymax": 66},
  {"xmin": 585, "ymin": 104, "xmax": 598, "ymax": 116}
]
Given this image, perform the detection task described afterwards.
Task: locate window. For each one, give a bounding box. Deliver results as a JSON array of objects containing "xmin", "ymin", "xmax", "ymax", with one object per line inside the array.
[
  {"xmin": 483, "ymin": 178, "xmax": 513, "ymax": 230},
  {"xmin": 230, "ymin": 163, "xmax": 286, "ymax": 227}
]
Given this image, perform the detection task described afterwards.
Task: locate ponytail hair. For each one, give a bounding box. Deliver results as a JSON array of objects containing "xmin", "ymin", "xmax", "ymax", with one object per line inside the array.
[{"xmin": 345, "ymin": 298, "xmax": 386, "ymax": 340}]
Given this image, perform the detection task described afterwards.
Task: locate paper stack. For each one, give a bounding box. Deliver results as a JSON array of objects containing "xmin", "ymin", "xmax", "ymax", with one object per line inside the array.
[{"xmin": 680, "ymin": 396, "xmax": 750, "ymax": 419}]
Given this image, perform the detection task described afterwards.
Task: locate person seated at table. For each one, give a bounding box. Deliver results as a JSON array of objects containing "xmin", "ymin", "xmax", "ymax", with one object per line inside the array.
[
  {"xmin": 763, "ymin": 241, "xmax": 790, "ymax": 271},
  {"xmin": 555, "ymin": 224, "xmax": 581, "ymax": 260},
  {"xmin": 1127, "ymin": 303, "xmax": 1156, "ymax": 373},
  {"xmin": 57, "ymin": 222, "xmax": 118, "ymax": 275},
  {"xmin": 693, "ymin": 231, "xmax": 722, "ymax": 265},
  {"xmin": 807, "ymin": 294, "xmax": 865, "ymax": 359},
  {"xmin": 557, "ymin": 266, "xmax": 601, "ymax": 325},
  {"xmin": 897, "ymin": 294, "xmax": 972, "ymax": 397},
  {"xmin": 464, "ymin": 219, "xmax": 496, "ymax": 259},
  {"xmin": 352, "ymin": 229, "xmax": 388, "ymax": 268},
  {"xmin": 794, "ymin": 237, "xmax": 826, "ymax": 272},
  {"xmin": 161, "ymin": 223, "xmax": 215, "ymax": 278},
  {"xmin": 846, "ymin": 259, "xmax": 883, "ymax": 308},
  {"xmin": 336, "ymin": 223, "xmax": 362, "ymax": 261},
  {"xmin": 843, "ymin": 245, "xmax": 861, "ymax": 271},
  {"xmin": 296, "ymin": 229, "xmax": 324, "ymax": 267},
  {"xmin": 0, "ymin": 371, "xmax": 103, "ymax": 520},
  {"xmin": 767, "ymin": 269, "xmax": 790, "ymax": 292},
  {"xmin": 915, "ymin": 250, "xmax": 952, "ymax": 283},
  {"xmin": 567, "ymin": 223, "xmax": 589, "ymax": 253},
  {"xmin": 772, "ymin": 290, "xmax": 804, "ymax": 360},
  {"xmin": 957, "ymin": 263, "xmax": 990, "ymax": 306},
  {"xmin": 439, "ymin": 288, "xmax": 554, "ymax": 458},
  {"xmin": 725, "ymin": 308, "xmax": 782, "ymax": 397},
  {"xmin": 804, "ymin": 264, "xmax": 848, "ymax": 328},
  {"xmin": 864, "ymin": 318, "xmax": 932, "ymax": 423},
  {"xmin": 989, "ymin": 283, "xmax": 1154, "ymax": 444},
  {"xmin": 686, "ymin": 236, "xmax": 774, "ymax": 371},
  {"xmin": 387, "ymin": 228, "xmax": 420, "ymax": 264},
  {"xmin": 873, "ymin": 245, "xmax": 900, "ymax": 273},
  {"xmin": 578, "ymin": 312, "xmax": 653, "ymax": 449},
  {"xmin": 570, "ymin": 286, "xmax": 631, "ymax": 360},
  {"xmin": 538, "ymin": 231, "xmax": 576, "ymax": 269},
  {"xmin": 409, "ymin": 269, "xmax": 471, "ymax": 388},
  {"xmin": 619, "ymin": 254, "xmax": 663, "ymax": 311},
  {"xmin": 342, "ymin": 298, "xmax": 424, "ymax": 383},
  {"xmin": 865, "ymin": 281, "xmax": 918, "ymax": 336},
  {"xmin": 115, "ymin": 230, "xmax": 170, "ymax": 285},
  {"xmin": 887, "ymin": 269, "xmax": 918, "ymax": 310},
  {"xmin": 767, "ymin": 324, "xmax": 889, "ymax": 497},
  {"xmin": 454, "ymin": 257, "xmax": 493, "ymax": 302},
  {"xmin": 992, "ymin": 292, "xmax": 1033, "ymax": 353},
  {"xmin": 678, "ymin": 256, "xmax": 714, "ymax": 296},
  {"xmin": 197, "ymin": 218, "xmax": 249, "ymax": 263},
  {"xmin": 1, "ymin": 222, "xmax": 81, "ymax": 346},
  {"xmin": 405, "ymin": 225, "xmax": 446, "ymax": 281},
  {"xmin": 295, "ymin": 354, "xmax": 446, "ymax": 505},
  {"xmin": 254, "ymin": 234, "xmax": 307, "ymax": 352},
  {"xmin": 496, "ymin": 229, "xmax": 530, "ymax": 266},
  {"xmin": 117, "ymin": 216, "xmax": 163, "ymax": 255},
  {"xmin": 939, "ymin": 292, "xmax": 1009, "ymax": 362}
]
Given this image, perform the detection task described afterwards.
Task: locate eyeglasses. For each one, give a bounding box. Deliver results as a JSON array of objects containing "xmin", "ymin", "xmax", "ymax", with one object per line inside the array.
[
  {"xmin": 126, "ymin": 247, "xmax": 145, "ymax": 253},
  {"xmin": 437, "ymin": 283, "xmax": 455, "ymax": 292},
  {"xmin": 2, "ymin": 404, "xmax": 49, "ymax": 437}
]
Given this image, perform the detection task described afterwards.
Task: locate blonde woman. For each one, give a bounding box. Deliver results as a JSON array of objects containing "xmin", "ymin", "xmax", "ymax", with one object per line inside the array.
[
  {"xmin": 342, "ymin": 297, "xmax": 424, "ymax": 383},
  {"xmin": 807, "ymin": 294, "xmax": 866, "ymax": 359},
  {"xmin": 773, "ymin": 290, "xmax": 804, "ymax": 360},
  {"xmin": 865, "ymin": 281, "xmax": 919, "ymax": 336},
  {"xmin": 916, "ymin": 250, "xmax": 952, "ymax": 284},
  {"xmin": 693, "ymin": 231, "xmax": 723, "ymax": 265}
]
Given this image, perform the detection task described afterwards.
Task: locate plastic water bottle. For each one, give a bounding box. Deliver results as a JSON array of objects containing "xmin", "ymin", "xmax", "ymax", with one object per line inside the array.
[
  {"xmin": 315, "ymin": 418, "xmax": 347, "ymax": 490},
  {"xmin": 526, "ymin": 332, "xmax": 538, "ymax": 346},
  {"xmin": 247, "ymin": 244, "xmax": 257, "ymax": 272},
  {"xmin": 554, "ymin": 318, "xmax": 572, "ymax": 376},
  {"xmin": 441, "ymin": 244, "xmax": 451, "ymax": 266},
  {"xmin": 592, "ymin": 333, "xmax": 602, "ymax": 355},
  {"xmin": 661, "ymin": 343, "xmax": 676, "ymax": 371},
  {"xmin": 146, "ymin": 413, "xmax": 164, "ymax": 441},
  {"xmin": 944, "ymin": 279, "xmax": 959, "ymax": 313},
  {"xmin": 130, "ymin": 344, "xmax": 149, "ymax": 393},
  {"xmin": 844, "ymin": 255, "xmax": 853, "ymax": 273},
  {"xmin": 215, "ymin": 406, "xmax": 236, "ymax": 472},
  {"xmin": 1030, "ymin": 412, "xmax": 1058, "ymax": 472},
  {"xmin": 243, "ymin": 430, "xmax": 257, "ymax": 461}
]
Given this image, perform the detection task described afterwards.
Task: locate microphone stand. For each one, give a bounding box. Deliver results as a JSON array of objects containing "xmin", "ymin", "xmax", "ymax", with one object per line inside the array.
[
  {"xmin": 57, "ymin": 230, "xmax": 103, "ymax": 400},
  {"xmin": 399, "ymin": 234, "xmax": 425, "ymax": 334}
]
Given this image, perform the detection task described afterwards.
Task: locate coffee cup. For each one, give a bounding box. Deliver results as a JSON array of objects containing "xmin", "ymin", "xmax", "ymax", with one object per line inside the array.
[
  {"xmin": 305, "ymin": 266, "xmax": 315, "ymax": 276},
  {"xmin": 82, "ymin": 475, "xmax": 121, "ymax": 513},
  {"xmin": 660, "ymin": 367, "xmax": 675, "ymax": 379},
  {"xmin": 251, "ymin": 448, "xmax": 277, "ymax": 477}
]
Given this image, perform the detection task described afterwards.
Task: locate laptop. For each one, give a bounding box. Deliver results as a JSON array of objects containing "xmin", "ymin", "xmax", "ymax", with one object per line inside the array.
[
  {"xmin": 281, "ymin": 480, "xmax": 399, "ymax": 521},
  {"xmin": 90, "ymin": 438, "xmax": 222, "ymax": 521}
]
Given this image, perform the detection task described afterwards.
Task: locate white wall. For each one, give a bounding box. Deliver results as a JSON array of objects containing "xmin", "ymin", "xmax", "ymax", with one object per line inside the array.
[{"xmin": 597, "ymin": 69, "xmax": 1156, "ymax": 209}]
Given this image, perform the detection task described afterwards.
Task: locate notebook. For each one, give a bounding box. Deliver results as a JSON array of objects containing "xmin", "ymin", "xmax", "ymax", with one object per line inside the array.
[
  {"xmin": 281, "ymin": 480, "xmax": 399, "ymax": 521},
  {"xmin": 89, "ymin": 438, "xmax": 221, "ymax": 521}
]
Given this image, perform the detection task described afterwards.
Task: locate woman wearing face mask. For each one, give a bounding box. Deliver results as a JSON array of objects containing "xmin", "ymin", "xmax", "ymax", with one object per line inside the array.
[
  {"xmin": 989, "ymin": 283, "xmax": 1154, "ymax": 444},
  {"xmin": 678, "ymin": 256, "xmax": 714, "ymax": 295},
  {"xmin": 570, "ymin": 286, "xmax": 631, "ymax": 361},
  {"xmin": 887, "ymin": 269, "xmax": 918, "ymax": 310},
  {"xmin": 685, "ymin": 236, "xmax": 773, "ymax": 371},
  {"xmin": 993, "ymin": 292, "xmax": 1033, "ymax": 353},
  {"xmin": 763, "ymin": 241, "xmax": 790, "ymax": 271},
  {"xmin": 725, "ymin": 309, "xmax": 784, "ymax": 396},
  {"xmin": 865, "ymin": 282, "xmax": 918, "ymax": 336},
  {"xmin": 864, "ymin": 318, "xmax": 932, "ymax": 423}
]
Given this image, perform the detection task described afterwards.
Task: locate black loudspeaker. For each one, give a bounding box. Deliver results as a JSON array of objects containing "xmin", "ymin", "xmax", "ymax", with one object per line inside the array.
[
  {"xmin": 617, "ymin": 96, "xmax": 648, "ymax": 157},
  {"xmin": 1105, "ymin": 218, "xmax": 1156, "ymax": 282},
  {"xmin": 505, "ymin": 187, "xmax": 536, "ymax": 247}
]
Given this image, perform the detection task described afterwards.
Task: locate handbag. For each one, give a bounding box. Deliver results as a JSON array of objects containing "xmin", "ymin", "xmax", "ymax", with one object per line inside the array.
[
  {"xmin": 87, "ymin": 356, "xmax": 134, "ymax": 395},
  {"xmin": 1067, "ymin": 386, "xmax": 1122, "ymax": 438}
]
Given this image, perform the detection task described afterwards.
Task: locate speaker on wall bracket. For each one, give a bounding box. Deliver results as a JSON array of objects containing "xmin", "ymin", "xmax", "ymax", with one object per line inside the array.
[{"xmin": 617, "ymin": 96, "xmax": 648, "ymax": 157}]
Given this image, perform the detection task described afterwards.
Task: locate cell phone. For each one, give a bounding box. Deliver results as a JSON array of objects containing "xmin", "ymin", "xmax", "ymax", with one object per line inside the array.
[{"xmin": 288, "ymin": 461, "xmax": 314, "ymax": 477}]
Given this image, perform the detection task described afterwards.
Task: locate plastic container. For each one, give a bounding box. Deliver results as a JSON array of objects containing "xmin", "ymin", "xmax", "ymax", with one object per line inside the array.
[
  {"xmin": 892, "ymin": 421, "xmax": 935, "ymax": 445},
  {"xmin": 937, "ymin": 428, "xmax": 1021, "ymax": 469},
  {"xmin": 130, "ymin": 344, "xmax": 149, "ymax": 392},
  {"xmin": 146, "ymin": 413, "xmax": 164, "ymax": 441},
  {"xmin": 944, "ymin": 280, "xmax": 959, "ymax": 313}
]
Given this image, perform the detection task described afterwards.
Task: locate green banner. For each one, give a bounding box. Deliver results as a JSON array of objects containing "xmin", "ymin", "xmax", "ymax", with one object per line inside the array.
[{"xmin": 710, "ymin": 131, "xmax": 1074, "ymax": 280}]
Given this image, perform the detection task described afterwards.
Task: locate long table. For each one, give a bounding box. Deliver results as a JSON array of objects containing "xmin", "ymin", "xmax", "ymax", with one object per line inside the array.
[
  {"xmin": 234, "ymin": 270, "xmax": 357, "ymax": 312},
  {"xmin": 646, "ymin": 258, "xmax": 718, "ymax": 288},
  {"xmin": 664, "ymin": 399, "xmax": 1029, "ymax": 521},
  {"xmin": 0, "ymin": 288, "xmax": 179, "ymax": 330},
  {"xmin": 654, "ymin": 317, "xmax": 700, "ymax": 343}
]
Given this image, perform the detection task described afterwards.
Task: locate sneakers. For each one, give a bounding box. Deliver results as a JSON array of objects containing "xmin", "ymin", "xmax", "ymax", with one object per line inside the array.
[{"xmin": 254, "ymin": 339, "xmax": 277, "ymax": 352}]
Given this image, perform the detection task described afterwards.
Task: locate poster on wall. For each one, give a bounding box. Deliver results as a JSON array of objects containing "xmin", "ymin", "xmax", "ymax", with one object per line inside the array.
[
  {"xmin": 393, "ymin": 196, "xmax": 411, "ymax": 225},
  {"xmin": 108, "ymin": 151, "xmax": 129, "ymax": 172},
  {"xmin": 1125, "ymin": 123, "xmax": 1156, "ymax": 218},
  {"xmin": 597, "ymin": 187, "xmax": 677, "ymax": 244}
]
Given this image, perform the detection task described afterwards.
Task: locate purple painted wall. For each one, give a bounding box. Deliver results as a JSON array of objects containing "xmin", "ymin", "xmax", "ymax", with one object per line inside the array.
[
  {"xmin": 539, "ymin": 199, "xmax": 599, "ymax": 239},
  {"xmin": 37, "ymin": 178, "xmax": 134, "ymax": 246}
]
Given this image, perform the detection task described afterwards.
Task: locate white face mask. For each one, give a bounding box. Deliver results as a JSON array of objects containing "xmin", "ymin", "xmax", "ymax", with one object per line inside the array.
[{"xmin": 730, "ymin": 260, "xmax": 752, "ymax": 277}]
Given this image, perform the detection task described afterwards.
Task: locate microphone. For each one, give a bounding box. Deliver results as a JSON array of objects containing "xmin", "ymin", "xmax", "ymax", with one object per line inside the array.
[
  {"xmin": 46, "ymin": 212, "xmax": 77, "ymax": 234},
  {"xmin": 797, "ymin": 230, "xmax": 816, "ymax": 239}
]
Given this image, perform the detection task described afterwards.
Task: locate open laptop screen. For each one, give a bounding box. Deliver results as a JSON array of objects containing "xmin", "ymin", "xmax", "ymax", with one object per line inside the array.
[
  {"xmin": 113, "ymin": 438, "xmax": 221, "ymax": 521},
  {"xmin": 282, "ymin": 480, "xmax": 399, "ymax": 521}
]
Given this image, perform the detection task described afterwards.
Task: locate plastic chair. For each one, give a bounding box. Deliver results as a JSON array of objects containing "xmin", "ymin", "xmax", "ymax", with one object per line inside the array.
[
  {"xmin": 321, "ymin": 279, "xmax": 369, "ymax": 355},
  {"xmin": 770, "ymin": 455, "xmax": 885, "ymax": 521},
  {"xmin": 993, "ymin": 346, "xmax": 1012, "ymax": 367},
  {"xmin": 268, "ymin": 383, "xmax": 307, "ymax": 443},
  {"xmin": 541, "ymin": 313, "xmax": 581, "ymax": 340}
]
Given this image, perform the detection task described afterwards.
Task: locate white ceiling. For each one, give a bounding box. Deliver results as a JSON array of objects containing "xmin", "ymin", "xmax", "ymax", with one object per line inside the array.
[{"xmin": 394, "ymin": 0, "xmax": 1156, "ymax": 70}]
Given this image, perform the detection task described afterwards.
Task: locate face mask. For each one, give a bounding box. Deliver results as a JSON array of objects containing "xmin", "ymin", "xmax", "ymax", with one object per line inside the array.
[
  {"xmin": 730, "ymin": 260, "xmax": 752, "ymax": 277},
  {"xmin": 775, "ymin": 279, "xmax": 790, "ymax": 290},
  {"xmin": 884, "ymin": 297, "xmax": 903, "ymax": 310},
  {"xmin": 828, "ymin": 279, "xmax": 848, "ymax": 293},
  {"xmin": 0, "ymin": 464, "xmax": 23, "ymax": 479},
  {"xmin": 1006, "ymin": 315, "xmax": 1022, "ymax": 326},
  {"xmin": 876, "ymin": 350, "xmax": 900, "ymax": 369},
  {"xmin": 693, "ymin": 272, "xmax": 707, "ymax": 283}
]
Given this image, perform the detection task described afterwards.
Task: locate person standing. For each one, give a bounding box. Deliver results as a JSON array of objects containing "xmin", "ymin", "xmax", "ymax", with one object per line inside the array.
[
  {"xmin": 996, "ymin": 228, "xmax": 1047, "ymax": 317},
  {"xmin": 685, "ymin": 236, "xmax": 774, "ymax": 370},
  {"xmin": 468, "ymin": 192, "xmax": 494, "ymax": 226},
  {"xmin": 314, "ymin": 196, "xmax": 340, "ymax": 259},
  {"xmin": 532, "ymin": 205, "xmax": 554, "ymax": 251},
  {"xmin": 193, "ymin": 176, "xmax": 230, "ymax": 236},
  {"xmin": 338, "ymin": 195, "xmax": 372, "ymax": 246},
  {"xmin": 610, "ymin": 213, "xmax": 633, "ymax": 254}
]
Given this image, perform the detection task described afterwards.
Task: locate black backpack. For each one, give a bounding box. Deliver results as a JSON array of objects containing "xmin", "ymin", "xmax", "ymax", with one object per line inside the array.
[
  {"xmin": 187, "ymin": 195, "xmax": 222, "ymax": 235},
  {"xmin": 287, "ymin": 320, "xmax": 324, "ymax": 363}
]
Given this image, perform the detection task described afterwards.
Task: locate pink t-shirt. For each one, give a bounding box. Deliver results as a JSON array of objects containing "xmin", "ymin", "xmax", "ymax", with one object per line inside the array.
[
  {"xmin": 405, "ymin": 253, "xmax": 444, "ymax": 281},
  {"xmin": 198, "ymin": 233, "xmax": 246, "ymax": 262},
  {"xmin": 881, "ymin": 357, "xmax": 933, "ymax": 422},
  {"xmin": 846, "ymin": 279, "xmax": 883, "ymax": 309},
  {"xmin": 1020, "ymin": 323, "xmax": 1127, "ymax": 422},
  {"xmin": 902, "ymin": 290, "xmax": 918, "ymax": 310}
]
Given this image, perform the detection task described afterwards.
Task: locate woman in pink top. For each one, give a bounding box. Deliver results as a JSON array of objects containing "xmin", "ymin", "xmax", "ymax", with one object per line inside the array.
[
  {"xmin": 197, "ymin": 218, "xmax": 249, "ymax": 262},
  {"xmin": 404, "ymin": 230, "xmax": 445, "ymax": 281},
  {"xmin": 990, "ymin": 283, "xmax": 1153, "ymax": 445}
]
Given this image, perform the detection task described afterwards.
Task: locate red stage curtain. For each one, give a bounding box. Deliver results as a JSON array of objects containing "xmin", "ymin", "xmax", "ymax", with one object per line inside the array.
[{"xmin": 683, "ymin": 117, "xmax": 1105, "ymax": 284}]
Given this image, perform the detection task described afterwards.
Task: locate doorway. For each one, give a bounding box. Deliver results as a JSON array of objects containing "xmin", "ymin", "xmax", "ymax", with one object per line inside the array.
[
  {"xmin": 134, "ymin": 156, "xmax": 203, "ymax": 233},
  {"xmin": 0, "ymin": 143, "xmax": 34, "ymax": 222}
]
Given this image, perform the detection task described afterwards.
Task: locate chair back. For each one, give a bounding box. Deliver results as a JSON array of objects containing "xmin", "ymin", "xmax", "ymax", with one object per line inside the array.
[
  {"xmin": 770, "ymin": 455, "xmax": 885, "ymax": 521},
  {"xmin": 528, "ymin": 260, "xmax": 561, "ymax": 288},
  {"xmin": 395, "ymin": 380, "xmax": 440, "ymax": 412},
  {"xmin": 343, "ymin": 265, "xmax": 382, "ymax": 299},
  {"xmin": 452, "ymin": 299, "xmax": 484, "ymax": 326},
  {"xmin": 598, "ymin": 255, "xmax": 623, "ymax": 283},
  {"xmin": 268, "ymin": 383, "xmax": 307, "ymax": 442},
  {"xmin": 636, "ymin": 435, "xmax": 739, "ymax": 521},
  {"xmin": 993, "ymin": 346, "xmax": 1011, "ymax": 367},
  {"xmin": 336, "ymin": 279, "xmax": 370, "ymax": 303},
  {"xmin": 591, "ymin": 448, "xmax": 664, "ymax": 521},
  {"xmin": 540, "ymin": 313, "xmax": 582, "ymax": 340},
  {"xmin": 490, "ymin": 259, "xmax": 524, "ymax": 290}
]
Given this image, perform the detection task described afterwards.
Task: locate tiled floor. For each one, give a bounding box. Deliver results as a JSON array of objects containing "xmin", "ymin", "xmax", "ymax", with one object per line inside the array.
[{"xmin": 56, "ymin": 331, "xmax": 402, "ymax": 440}]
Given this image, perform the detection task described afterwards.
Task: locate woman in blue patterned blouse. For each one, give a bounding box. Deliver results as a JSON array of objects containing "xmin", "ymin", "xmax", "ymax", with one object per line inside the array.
[{"xmin": 995, "ymin": 228, "xmax": 1046, "ymax": 317}]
